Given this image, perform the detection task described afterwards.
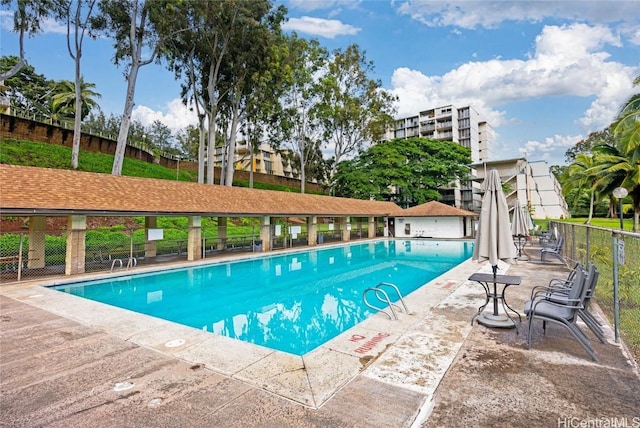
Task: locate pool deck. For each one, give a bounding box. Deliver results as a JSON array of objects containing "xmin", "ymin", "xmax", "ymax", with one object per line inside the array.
[{"xmin": 1, "ymin": 241, "xmax": 639, "ymax": 427}]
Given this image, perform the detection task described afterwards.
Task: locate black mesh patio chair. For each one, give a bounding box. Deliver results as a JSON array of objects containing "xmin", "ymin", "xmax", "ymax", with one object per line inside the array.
[{"xmin": 524, "ymin": 265, "xmax": 597, "ymax": 361}]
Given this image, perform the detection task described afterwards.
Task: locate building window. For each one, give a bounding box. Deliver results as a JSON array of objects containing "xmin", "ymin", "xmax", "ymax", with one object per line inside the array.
[{"xmin": 405, "ymin": 223, "xmax": 411, "ymax": 235}]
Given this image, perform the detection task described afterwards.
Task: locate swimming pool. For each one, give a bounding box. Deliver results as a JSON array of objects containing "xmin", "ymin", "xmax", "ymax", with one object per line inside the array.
[{"xmin": 52, "ymin": 239, "xmax": 473, "ymax": 355}]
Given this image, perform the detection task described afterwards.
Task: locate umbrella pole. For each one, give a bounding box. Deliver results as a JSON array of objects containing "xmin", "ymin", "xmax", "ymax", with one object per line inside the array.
[{"xmin": 492, "ymin": 264, "xmax": 499, "ymax": 315}]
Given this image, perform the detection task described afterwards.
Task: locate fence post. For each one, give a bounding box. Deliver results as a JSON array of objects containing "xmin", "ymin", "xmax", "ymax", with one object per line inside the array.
[
  {"xmin": 17, "ymin": 233, "xmax": 24, "ymax": 281},
  {"xmin": 571, "ymin": 225, "xmax": 576, "ymax": 262},
  {"xmin": 586, "ymin": 227, "xmax": 591, "ymax": 266},
  {"xmin": 612, "ymin": 232, "xmax": 621, "ymax": 343}
]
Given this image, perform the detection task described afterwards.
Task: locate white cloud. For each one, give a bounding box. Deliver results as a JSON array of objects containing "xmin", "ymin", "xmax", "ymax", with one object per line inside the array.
[
  {"xmin": 132, "ymin": 99, "xmax": 198, "ymax": 134},
  {"xmin": 282, "ymin": 16, "xmax": 360, "ymax": 38},
  {"xmin": 0, "ymin": 10, "xmax": 13, "ymax": 32},
  {"xmin": 0, "ymin": 11, "xmax": 66, "ymax": 34},
  {"xmin": 388, "ymin": 23, "xmax": 638, "ymax": 163},
  {"xmin": 39, "ymin": 17, "xmax": 67, "ymax": 34},
  {"xmin": 396, "ymin": 0, "xmax": 640, "ymax": 30},
  {"xmin": 520, "ymin": 134, "xmax": 583, "ymax": 162},
  {"xmin": 627, "ymin": 25, "xmax": 640, "ymax": 45}
]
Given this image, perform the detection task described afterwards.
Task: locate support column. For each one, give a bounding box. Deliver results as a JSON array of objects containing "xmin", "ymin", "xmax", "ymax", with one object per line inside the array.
[
  {"xmin": 259, "ymin": 216, "xmax": 271, "ymax": 252},
  {"xmin": 341, "ymin": 217, "xmax": 351, "ymax": 241},
  {"xmin": 65, "ymin": 215, "xmax": 86, "ymax": 275},
  {"xmin": 307, "ymin": 216, "xmax": 318, "ymax": 246},
  {"xmin": 217, "ymin": 217, "xmax": 227, "ymax": 250},
  {"xmin": 144, "ymin": 217, "xmax": 157, "ymax": 258},
  {"xmin": 28, "ymin": 216, "xmax": 46, "ymax": 268},
  {"xmin": 384, "ymin": 216, "xmax": 389, "ymax": 237},
  {"xmin": 368, "ymin": 216, "xmax": 376, "ymax": 239},
  {"xmin": 188, "ymin": 216, "xmax": 202, "ymax": 261}
]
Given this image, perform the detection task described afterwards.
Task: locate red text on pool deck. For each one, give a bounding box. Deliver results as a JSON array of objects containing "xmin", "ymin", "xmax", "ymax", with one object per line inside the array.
[{"xmin": 349, "ymin": 332, "xmax": 391, "ymax": 354}]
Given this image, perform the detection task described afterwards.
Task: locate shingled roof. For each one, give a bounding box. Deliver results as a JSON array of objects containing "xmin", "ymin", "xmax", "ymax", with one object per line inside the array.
[
  {"xmin": 0, "ymin": 165, "xmax": 405, "ymax": 217},
  {"xmin": 401, "ymin": 200, "xmax": 478, "ymax": 217}
]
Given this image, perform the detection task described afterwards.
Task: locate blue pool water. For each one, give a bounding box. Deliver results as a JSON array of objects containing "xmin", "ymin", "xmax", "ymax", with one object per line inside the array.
[{"xmin": 52, "ymin": 239, "xmax": 473, "ymax": 355}]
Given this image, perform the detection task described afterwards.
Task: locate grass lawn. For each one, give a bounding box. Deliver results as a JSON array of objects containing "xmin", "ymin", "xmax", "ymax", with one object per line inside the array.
[{"xmin": 560, "ymin": 217, "xmax": 635, "ymax": 230}]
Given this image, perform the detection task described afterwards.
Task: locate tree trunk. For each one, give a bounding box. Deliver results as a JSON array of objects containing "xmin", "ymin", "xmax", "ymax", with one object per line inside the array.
[
  {"xmin": 197, "ymin": 115, "xmax": 206, "ymax": 184},
  {"xmin": 247, "ymin": 121, "xmax": 253, "ymax": 188},
  {"xmin": 223, "ymin": 98, "xmax": 241, "ymax": 187},
  {"xmin": 206, "ymin": 112, "xmax": 216, "ymax": 184},
  {"xmin": 586, "ymin": 189, "xmax": 594, "ymax": 224},
  {"xmin": 71, "ymin": 56, "xmax": 82, "ymax": 169},
  {"xmin": 299, "ymin": 138, "xmax": 306, "ymax": 194},
  {"xmin": 112, "ymin": 62, "xmax": 139, "ymax": 175}
]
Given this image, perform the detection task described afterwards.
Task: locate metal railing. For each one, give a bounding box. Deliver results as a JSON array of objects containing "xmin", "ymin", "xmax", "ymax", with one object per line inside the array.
[{"xmin": 550, "ymin": 221, "xmax": 640, "ymax": 363}]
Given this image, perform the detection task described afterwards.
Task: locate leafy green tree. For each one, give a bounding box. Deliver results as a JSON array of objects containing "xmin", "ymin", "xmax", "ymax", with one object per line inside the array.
[
  {"xmin": 583, "ymin": 77, "xmax": 640, "ymax": 231},
  {"xmin": 83, "ymin": 111, "xmax": 122, "ymax": 139},
  {"xmin": 216, "ymin": 1, "xmax": 287, "ymax": 187},
  {"xmin": 332, "ymin": 137, "xmax": 471, "ymax": 206},
  {"xmin": 314, "ymin": 44, "xmax": 398, "ymax": 179},
  {"xmin": 549, "ymin": 164, "xmax": 566, "ymax": 180},
  {"xmin": 163, "ymin": 0, "xmax": 254, "ymax": 185},
  {"xmin": 285, "ymin": 138, "xmax": 330, "ymax": 185},
  {"xmin": 0, "ymin": 0, "xmax": 61, "ymax": 79},
  {"xmin": 562, "ymin": 153, "xmax": 598, "ymax": 223},
  {"xmin": 145, "ymin": 119, "xmax": 175, "ymax": 153},
  {"xmin": 0, "ymin": 56, "xmax": 54, "ymax": 116},
  {"xmin": 274, "ymin": 35, "xmax": 328, "ymax": 193},
  {"xmin": 564, "ymin": 129, "xmax": 617, "ymax": 164},
  {"xmin": 593, "ymin": 77, "xmax": 640, "ymax": 231},
  {"xmin": 613, "ymin": 76, "xmax": 640, "ymax": 158},
  {"xmin": 175, "ymin": 124, "xmax": 201, "ymax": 160},
  {"xmin": 92, "ymin": 0, "xmax": 181, "ymax": 176},
  {"xmin": 58, "ymin": 0, "xmax": 99, "ymax": 169}
]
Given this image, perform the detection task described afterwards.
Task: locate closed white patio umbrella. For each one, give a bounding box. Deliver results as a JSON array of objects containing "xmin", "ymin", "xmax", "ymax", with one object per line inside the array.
[
  {"xmin": 473, "ymin": 169, "xmax": 516, "ymax": 272},
  {"xmin": 511, "ymin": 202, "xmax": 532, "ymax": 260},
  {"xmin": 472, "ymin": 169, "xmax": 517, "ymax": 327}
]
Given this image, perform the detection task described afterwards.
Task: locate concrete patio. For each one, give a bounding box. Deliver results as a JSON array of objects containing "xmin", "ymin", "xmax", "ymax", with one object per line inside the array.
[{"xmin": 1, "ymin": 242, "xmax": 638, "ymax": 427}]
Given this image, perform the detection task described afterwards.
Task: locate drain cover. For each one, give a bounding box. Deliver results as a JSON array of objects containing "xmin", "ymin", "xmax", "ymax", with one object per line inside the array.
[
  {"xmin": 164, "ymin": 339, "xmax": 185, "ymax": 348},
  {"xmin": 113, "ymin": 381, "xmax": 135, "ymax": 391}
]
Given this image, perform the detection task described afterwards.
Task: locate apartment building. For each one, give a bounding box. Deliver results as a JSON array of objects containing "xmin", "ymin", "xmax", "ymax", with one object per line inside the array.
[
  {"xmin": 383, "ymin": 104, "xmax": 493, "ymax": 211},
  {"xmin": 213, "ymin": 140, "xmax": 299, "ymax": 179},
  {"xmin": 470, "ymin": 158, "xmax": 570, "ymax": 219}
]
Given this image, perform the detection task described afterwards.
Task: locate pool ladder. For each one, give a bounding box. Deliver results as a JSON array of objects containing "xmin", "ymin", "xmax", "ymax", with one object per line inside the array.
[
  {"xmin": 110, "ymin": 257, "xmax": 137, "ymax": 272},
  {"xmin": 363, "ymin": 282, "xmax": 409, "ymax": 320}
]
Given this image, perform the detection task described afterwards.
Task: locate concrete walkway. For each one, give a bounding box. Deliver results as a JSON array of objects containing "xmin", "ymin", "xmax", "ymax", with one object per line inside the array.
[{"xmin": 1, "ymin": 244, "xmax": 638, "ymax": 427}]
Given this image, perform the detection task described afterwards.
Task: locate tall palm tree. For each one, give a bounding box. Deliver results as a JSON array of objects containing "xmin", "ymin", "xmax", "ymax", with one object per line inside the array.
[
  {"xmin": 591, "ymin": 76, "xmax": 640, "ymax": 231},
  {"xmin": 562, "ymin": 153, "xmax": 598, "ymax": 223},
  {"xmin": 614, "ymin": 76, "xmax": 640, "ymax": 159},
  {"xmin": 50, "ymin": 78, "xmax": 101, "ymax": 121}
]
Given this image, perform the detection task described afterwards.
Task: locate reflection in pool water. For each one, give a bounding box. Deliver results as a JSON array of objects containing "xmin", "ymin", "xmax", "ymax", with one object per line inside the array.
[{"xmin": 52, "ymin": 239, "xmax": 473, "ymax": 355}]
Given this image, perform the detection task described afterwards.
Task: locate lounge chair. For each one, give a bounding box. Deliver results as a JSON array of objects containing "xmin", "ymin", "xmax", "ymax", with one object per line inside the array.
[
  {"xmin": 540, "ymin": 236, "xmax": 564, "ymax": 263},
  {"xmin": 524, "ymin": 265, "xmax": 597, "ymax": 360}
]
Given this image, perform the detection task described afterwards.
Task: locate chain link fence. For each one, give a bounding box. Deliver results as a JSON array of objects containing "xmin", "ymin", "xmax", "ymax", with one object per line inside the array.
[
  {"xmin": 0, "ymin": 218, "xmax": 386, "ymax": 283},
  {"xmin": 551, "ymin": 221, "xmax": 640, "ymax": 363}
]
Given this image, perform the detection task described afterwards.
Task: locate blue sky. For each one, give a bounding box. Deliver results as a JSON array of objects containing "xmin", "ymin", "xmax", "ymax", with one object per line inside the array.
[{"xmin": 1, "ymin": 0, "xmax": 639, "ymax": 166}]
